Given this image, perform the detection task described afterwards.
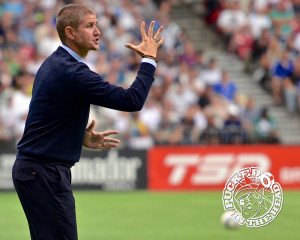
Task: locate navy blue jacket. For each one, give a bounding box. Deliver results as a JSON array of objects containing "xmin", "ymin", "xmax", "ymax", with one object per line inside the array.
[{"xmin": 17, "ymin": 46, "xmax": 155, "ymax": 164}]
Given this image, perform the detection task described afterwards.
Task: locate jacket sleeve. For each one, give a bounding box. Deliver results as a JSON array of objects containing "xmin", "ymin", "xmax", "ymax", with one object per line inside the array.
[{"xmin": 72, "ymin": 62, "xmax": 156, "ymax": 112}]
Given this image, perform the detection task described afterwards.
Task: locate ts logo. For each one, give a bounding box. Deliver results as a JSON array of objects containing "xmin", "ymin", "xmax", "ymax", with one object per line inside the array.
[{"xmin": 164, "ymin": 154, "xmax": 271, "ymax": 185}]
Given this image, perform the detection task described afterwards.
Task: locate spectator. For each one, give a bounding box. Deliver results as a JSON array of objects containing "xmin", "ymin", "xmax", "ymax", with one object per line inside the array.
[
  {"xmin": 221, "ymin": 104, "xmax": 248, "ymax": 144},
  {"xmin": 174, "ymin": 105, "xmax": 201, "ymax": 144},
  {"xmin": 213, "ymin": 70, "xmax": 238, "ymax": 101},
  {"xmin": 199, "ymin": 114, "xmax": 221, "ymax": 145},
  {"xmin": 204, "ymin": 95, "xmax": 229, "ymax": 129},
  {"xmin": 228, "ymin": 24, "xmax": 254, "ymax": 60},
  {"xmin": 249, "ymin": 8, "xmax": 272, "ymax": 40},
  {"xmin": 189, "ymin": 66, "xmax": 205, "ymax": 96},
  {"xmin": 197, "ymin": 85, "xmax": 213, "ymax": 109},
  {"xmin": 166, "ymin": 81, "xmax": 197, "ymax": 116},
  {"xmin": 156, "ymin": 49, "xmax": 179, "ymax": 84},
  {"xmin": 252, "ymin": 0, "xmax": 270, "ymax": 12},
  {"xmin": 204, "ymin": 0, "xmax": 221, "ymax": 27},
  {"xmin": 127, "ymin": 113, "xmax": 154, "ymax": 149},
  {"xmin": 195, "ymin": 49, "xmax": 207, "ymax": 71},
  {"xmin": 139, "ymin": 97, "xmax": 162, "ymax": 132},
  {"xmin": 271, "ymin": 49, "xmax": 294, "ymax": 105},
  {"xmin": 0, "ymin": 96, "xmax": 18, "ymax": 140},
  {"xmin": 270, "ymin": 0, "xmax": 294, "ymax": 38},
  {"xmin": 241, "ymin": 97, "xmax": 259, "ymax": 133},
  {"xmin": 2, "ymin": 0, "xmax": 24, "ymax": 17},
  {"xmin": 284, "ymin": 54, "xmax": 300, "ymax": 113},
  {"xmin": 19, "ymin": 17, "xmax": 36, "ymax": 45},
  {"xmin": 254, "ymin": 107, "xmax": 279, "ymax": 143},
  {"xmin": 253, "ymin": 36, "xmax": 282, "ymax": 89},
  {"xmin": 136, "ymin": 0, "xmax": 157, "ymax": 22},
  {"xmin": 154, "ymin": 109, "xmax": 181, "ymax": 145},
  {"xmin": 179, "ymin": 40, "xmax": 198, "ymax": 66},
  {"xmin": 217, "ymin": 0, "xmax": 248, "ymax": 50},
  {"xmin": 246, "ymin": 29, "xmax": 270, "ymax": 73},
  {"xmin": 159, "ymin": 14, "xmax": 182, "ymax": 50},
  {"xmin": 201, "ymin": 58, "xmax": 222, "ymax": 86}
]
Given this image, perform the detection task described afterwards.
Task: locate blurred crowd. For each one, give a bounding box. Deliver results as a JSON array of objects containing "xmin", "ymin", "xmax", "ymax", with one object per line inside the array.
[
  {"xmin": 205, "ymin": 0, "xmax": 300, "ymax": 115},
  {"xmin": 0, "ymin": 0, "xmax": 281, "ymax": 149}
]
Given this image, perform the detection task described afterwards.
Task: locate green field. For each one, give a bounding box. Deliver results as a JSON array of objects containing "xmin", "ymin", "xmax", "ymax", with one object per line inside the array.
[{"xmin": 0, "ymin": 191, "xmax": 299, "ymax": 240}]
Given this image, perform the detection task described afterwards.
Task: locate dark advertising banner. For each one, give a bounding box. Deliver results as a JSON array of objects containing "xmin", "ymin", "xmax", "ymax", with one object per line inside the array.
[
  {"xmin": 0, "ymin": 142, "xmax": 147, "ymax": 191},
  {"xmin": 72, "ymin": 149, "xmax": 147, "ymax": 190}
]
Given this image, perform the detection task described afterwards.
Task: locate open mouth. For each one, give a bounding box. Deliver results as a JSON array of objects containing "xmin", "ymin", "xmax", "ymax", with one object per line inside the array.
[{"xmin": 93, "ymin": 39, "xmax": 99, "ymax": 45}]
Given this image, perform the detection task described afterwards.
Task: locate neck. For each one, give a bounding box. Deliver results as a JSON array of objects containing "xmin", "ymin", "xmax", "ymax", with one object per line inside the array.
[{"xmin": 64, "ymin": 41, "xmax": 88, "ymax": 58}]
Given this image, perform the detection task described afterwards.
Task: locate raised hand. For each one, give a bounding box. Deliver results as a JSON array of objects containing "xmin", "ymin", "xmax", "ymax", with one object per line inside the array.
[
  {"xmin": 125, "ymin": 21, "xmax": 164, "ymax": 58},
  {"xmin": 83, "ymin": 120, "xmax": 120, "ymax": 150}
]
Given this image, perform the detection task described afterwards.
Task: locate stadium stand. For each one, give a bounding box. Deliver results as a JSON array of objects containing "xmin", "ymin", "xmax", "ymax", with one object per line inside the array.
[{"xmin": 1, "ymin": 0, "xmax": 299, "ymax": 148}]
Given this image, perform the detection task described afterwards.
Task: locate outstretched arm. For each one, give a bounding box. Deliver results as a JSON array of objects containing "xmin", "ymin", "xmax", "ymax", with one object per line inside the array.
[
  {"xmin": 83, "ymin": 120, "xmax": 120, "ymax": 150},
  {"xmin": 72, "ymin": 21, "xmax": 165, "ymax": 111}
]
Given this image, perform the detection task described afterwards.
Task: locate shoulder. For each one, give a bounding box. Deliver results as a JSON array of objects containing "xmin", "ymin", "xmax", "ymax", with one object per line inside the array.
[{"xmin": 52, "ymin": 47, "xmax": 78, "ymax": 62}]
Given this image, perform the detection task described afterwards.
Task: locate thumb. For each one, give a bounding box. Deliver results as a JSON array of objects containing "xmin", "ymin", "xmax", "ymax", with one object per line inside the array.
[
  {"xmin": 125, "ymin": 43, "xmax": 143, "ymax": 56},
  {"xmin": 86, "ymin": 120, "xmax": 95, "ymax": 131},
  {"xmin": 125, "ymin": 43, "xmax": 137, "ymax": 50}
]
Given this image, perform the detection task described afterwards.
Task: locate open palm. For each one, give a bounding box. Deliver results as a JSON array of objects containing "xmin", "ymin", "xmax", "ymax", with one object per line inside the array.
[
  {"xmin": 83, "ymin": 120, "xmax": 120, "ymax": 150},
  {"xmin": 125, "ymin": 21, "xmax": 164, "ymax": 57}
]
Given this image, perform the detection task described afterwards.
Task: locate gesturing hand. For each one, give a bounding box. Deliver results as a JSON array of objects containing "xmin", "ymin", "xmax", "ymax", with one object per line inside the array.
[
  {"xmin": 83, "ymin": 120, "xmax": 120, "ymax": 150},
  {"xmin": 125, "ymin": 21, "xmax": 164, "ymax": 58}
]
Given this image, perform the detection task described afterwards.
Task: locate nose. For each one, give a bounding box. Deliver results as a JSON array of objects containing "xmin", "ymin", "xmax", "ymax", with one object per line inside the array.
[{"xmin": 94, "ymin": 26, "xmax": 100, "ymax": 36}]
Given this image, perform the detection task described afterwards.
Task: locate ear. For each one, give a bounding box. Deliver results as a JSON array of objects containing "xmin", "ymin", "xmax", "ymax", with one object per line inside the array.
[{"xmin": 65, "ymin": 26, "xmax": 75, "ymax": 40}]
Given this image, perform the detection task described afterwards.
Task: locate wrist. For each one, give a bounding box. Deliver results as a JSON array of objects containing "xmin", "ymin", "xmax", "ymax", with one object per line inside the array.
[{"xmin": 142, "ymin": 54, "xmax": 157, "ymax": 63}]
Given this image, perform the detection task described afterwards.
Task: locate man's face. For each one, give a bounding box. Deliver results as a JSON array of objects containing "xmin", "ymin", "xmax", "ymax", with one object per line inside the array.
[{"xmin": 73, "ymin": 14, "xmax": 100, "ymax": 54}]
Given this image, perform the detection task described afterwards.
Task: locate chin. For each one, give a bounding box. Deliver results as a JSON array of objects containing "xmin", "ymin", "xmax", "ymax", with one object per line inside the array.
[{"xmin": 90, "ymin": 46, "xmax": 99, "ymax": 51}]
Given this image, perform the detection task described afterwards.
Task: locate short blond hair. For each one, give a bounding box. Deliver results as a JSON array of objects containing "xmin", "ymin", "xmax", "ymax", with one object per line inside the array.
[{"xmin": 56, "ymin": 4, "xmax": 95, "ymax": 44}]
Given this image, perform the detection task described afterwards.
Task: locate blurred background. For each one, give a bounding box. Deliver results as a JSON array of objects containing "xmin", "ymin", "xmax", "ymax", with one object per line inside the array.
[{"xmin": 0, "ymin": 0, "xmax": 299, "ymax": 239}]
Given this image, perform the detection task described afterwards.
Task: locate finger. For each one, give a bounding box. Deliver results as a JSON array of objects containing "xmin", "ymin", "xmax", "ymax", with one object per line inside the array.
[
  {"xmin": 99, "ymin": 146, "xmax": 112, "ymax": 150},
  {"xmin": 99, "ymin": 143, "xmax": 118, "ymax": 149},
  {"xmin": 125, "ymin": 43, "xmax": 144, "ymax": 56},
  {"xmin": 105, "ymin": 143, "xmax": 119, "ymax": 148},
  {"xmin": 154, "ymin": 26, "xmax": 164, "ymax": 40},
  {"xmin": 140, "ymin": 21, "xmax": 147, "ymax": 39},
  {"xmin": 101, "ymin": 130, "xmax": 119, "ymax": 136},
  {"xmin": 86, "ymin": 120, "xmax": 95, "ymax": 131},
  {"xmin": 157, "ymin": 36, "xmax": 165, "ymax": 47},
  {"xmin": 148, "ymin": 21, "xmax": 155, "ymax": 38},
  {"xmin": 104, "ymin": 137, "xmax": 120, "ymax": 143},
  {"xmin": 125, "ymin": 43, "xmax": 137, "ymax": 50}
]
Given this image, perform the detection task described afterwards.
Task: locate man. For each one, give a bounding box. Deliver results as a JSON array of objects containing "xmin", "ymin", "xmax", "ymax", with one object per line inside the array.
[{"xmin": 12, "ymin": 4, "xmax": 164, "ymax": 240}]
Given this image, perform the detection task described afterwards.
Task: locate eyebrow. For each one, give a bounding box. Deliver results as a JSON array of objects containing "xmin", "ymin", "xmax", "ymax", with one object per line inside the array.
[{"xmin": 85, "ymin": 20, "xmax": 97, "ymax": 25}]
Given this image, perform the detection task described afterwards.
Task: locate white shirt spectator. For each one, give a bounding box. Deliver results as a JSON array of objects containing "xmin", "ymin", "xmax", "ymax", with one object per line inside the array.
[
  {"xmin": 201, "ymin": 68, "xmax": 222, "ymax": 86},
  {"xmin": 39, "ymin": 0, "xmax": 57, "ymax": 10},
  {"xmin": 139, "ymin": 103, "xmax": 161, "ymax": 131},
  {"xmin": 194, "ymin": 110, "xmax": 208, "ymax": 132},
  {"xmin": 37, "ymin": 33, "xmax": 60, "ymax": 57},
  {"xmin": 117, "ymin": 9, "xmax": 137, "ymax": 31},
  {"xmin": 160, "ymin": 17, "xmax": 182, "ymax": 50},
  {"xmin": 253, "ymin": 0, "xmax": 269, "ymax": 11},
  {"xmin": 166, "ymin": 83, "xmax": 198, "ymax": 117},
  {"xmin": 249, "ymin": 12, "xmax": 272, "ymax": 39},
  {"xmin": 0, "ymin": 90, "xmax": 30, "ymax": 139},
  {"xmin": 217, "ymin": 9, "xmax": 247, "ymax": 33}
]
